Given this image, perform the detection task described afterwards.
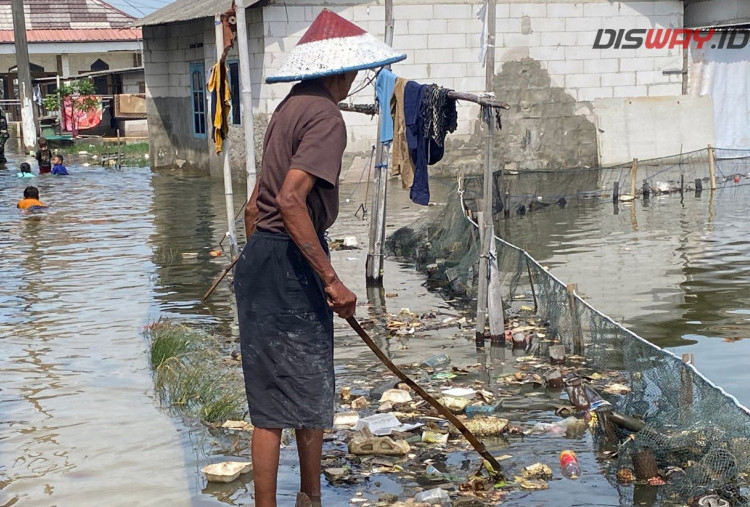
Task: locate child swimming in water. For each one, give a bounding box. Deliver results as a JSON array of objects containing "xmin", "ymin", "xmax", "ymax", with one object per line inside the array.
[
  {"xmin": 35, "ymin": 137, "xmax": 52, "ymax": 174},
  {"xmin": 17, "ymin": 186, "xmax": 48, "ymax": 210},
  {"xmin": 51, "ymin": 154, "xmax": 69, "ymax": 175},
  {"xmin": 16, "ymin": 162, "xmax": 34, "ymax": 178}
]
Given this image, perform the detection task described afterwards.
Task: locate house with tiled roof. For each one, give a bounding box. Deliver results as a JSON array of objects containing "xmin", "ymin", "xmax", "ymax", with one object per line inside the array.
[{"xmin": 0, "ymin": 0, "xmax": 143, "ymax": 120}]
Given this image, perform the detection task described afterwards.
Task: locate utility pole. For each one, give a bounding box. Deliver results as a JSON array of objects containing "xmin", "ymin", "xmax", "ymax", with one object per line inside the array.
[
  {"xmin": 11, "ymin": 0, "xmax": 37, "ymax": 152},
  {"xmin": 234, "ymin": 0, "xmax": 257, "ymax": 200}
]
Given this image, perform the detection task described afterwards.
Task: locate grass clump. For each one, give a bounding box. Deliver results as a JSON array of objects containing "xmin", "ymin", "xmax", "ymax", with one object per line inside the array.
[
  {"xmin": 144, "ymin": 320, "xmax": 211, "ymax": 369},
  {"xmin": 58, "ymin": 141, "xmax": 149, "ymax": 156},
  {"xmin": 144, "ymin": 320, "xmax": 246, "ymax": 423}
]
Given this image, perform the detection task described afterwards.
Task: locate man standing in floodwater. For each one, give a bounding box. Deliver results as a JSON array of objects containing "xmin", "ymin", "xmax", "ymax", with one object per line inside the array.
[{"xmin": 233, "ymin": 9, "xmax": 405, "ymax": 507}]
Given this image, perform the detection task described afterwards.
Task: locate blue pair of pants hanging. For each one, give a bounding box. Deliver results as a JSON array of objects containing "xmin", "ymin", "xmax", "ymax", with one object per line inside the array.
[{"xmin": 403, "ymin": 82, "xmax": 457, "ymax": 205}]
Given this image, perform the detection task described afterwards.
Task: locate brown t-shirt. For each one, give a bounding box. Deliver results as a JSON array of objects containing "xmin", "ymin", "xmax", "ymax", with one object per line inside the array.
[{"xmin": 255, "ymin": 81, "xmax": 347, "ymax": 234}]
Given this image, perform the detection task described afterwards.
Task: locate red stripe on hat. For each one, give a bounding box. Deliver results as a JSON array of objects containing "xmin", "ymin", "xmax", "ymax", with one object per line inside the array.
[{"xmin": 298, "ymin": 8, "xmax": 366, "ymax": 45}]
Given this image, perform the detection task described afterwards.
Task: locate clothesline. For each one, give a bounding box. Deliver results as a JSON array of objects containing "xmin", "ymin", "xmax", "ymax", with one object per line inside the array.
[{"xmin": 338, "ymin": 91, "xmax": 509, "ymax": 116}]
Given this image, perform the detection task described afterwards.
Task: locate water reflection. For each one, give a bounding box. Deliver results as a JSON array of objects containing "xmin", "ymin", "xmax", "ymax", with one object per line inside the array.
[
  {"xmin": 502, "ymin": 179, "xmax": 750, "ymax": 403},
  {"xmin": 147, "ymin": 170, "xmax": 247, "ymax": 336},
  {"xmin": 0, "ymin": 154, "xmax": 197, "ymax": 505}
]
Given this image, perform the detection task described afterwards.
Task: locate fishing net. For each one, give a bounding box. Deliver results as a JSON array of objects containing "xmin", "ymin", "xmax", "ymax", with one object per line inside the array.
[{"xmin": 386, "ymin": 149, "xmax": 750, "ymax": 504}]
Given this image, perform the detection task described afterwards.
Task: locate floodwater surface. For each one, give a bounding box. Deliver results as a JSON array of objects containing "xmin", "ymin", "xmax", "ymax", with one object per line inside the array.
[
  {"xmin": 500, "ymin": 179, "xmax": 750, "ymax": 406},
  {"xmin": 2, "ymin": 142, "xmax": 749, "ymax": 506}
]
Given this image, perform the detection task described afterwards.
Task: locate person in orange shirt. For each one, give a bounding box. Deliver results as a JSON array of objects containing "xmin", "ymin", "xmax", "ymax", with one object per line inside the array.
[{"xmin": 17, "ymin": 186, "xmax": 48, "ymax": 210}]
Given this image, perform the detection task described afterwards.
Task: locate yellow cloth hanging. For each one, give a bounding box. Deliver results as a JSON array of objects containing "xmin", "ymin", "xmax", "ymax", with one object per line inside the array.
[{"xmin": 207, "ymin": 62, "xmax": 231, "ymax": 153}]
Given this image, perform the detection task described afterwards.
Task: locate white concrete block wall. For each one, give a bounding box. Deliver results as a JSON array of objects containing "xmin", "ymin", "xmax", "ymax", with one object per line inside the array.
[
  {"xmin": 255, "ymin": 0, "xmax": 684, "ymax": 151},
  {"xmin": 0, "ymin": 52, "xmax": 138, "ymax": 83}
]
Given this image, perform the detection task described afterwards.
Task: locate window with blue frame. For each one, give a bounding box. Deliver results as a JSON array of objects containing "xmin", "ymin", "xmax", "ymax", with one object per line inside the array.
[
  {"xmin": 189, "ymin": 62, "xmax": 206, "ymax": 138},
  {"xmin": 227, "ymin": 61, "xmax": 241, "ymax": 125}
]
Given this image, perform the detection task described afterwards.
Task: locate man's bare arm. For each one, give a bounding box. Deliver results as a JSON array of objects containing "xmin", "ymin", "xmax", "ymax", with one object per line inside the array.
[
  {"xmin": 276, "ymin": 168, "xmax": 356, "ymax": 318},
  {"xmin": 244, "ymin": 179, "xmax": 261, "ymax": 239}
]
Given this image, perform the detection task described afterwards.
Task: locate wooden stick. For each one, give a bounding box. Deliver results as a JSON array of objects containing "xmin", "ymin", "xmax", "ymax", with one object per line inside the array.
[
  {"xmin": 448, "ymin": 91, "xmax": 509, "ymax": 109},
  {"xmin": 680, "ymin": 353, "xmax": 694, "ymax": 416},
  {"xmin": 202, "ymin": 256, "xmax": 239, "ymax": 302},
  {"xmin": 338, "ymin": 92, "xmax": 510, "ymax": 117},
  {"xmin": 708, "ymin": 144, "xmax": 716, "ymax": 190},
  {"xmin": 338, "ymin": 103, "xmax": 378, "ymax": 115},
  {"xmin": 346, "ymin": 316, "xmax": 505, "ymax": 479},
  {"xmin": 629, "ymin": 158, "xmax": 638, "ymax": 197}
]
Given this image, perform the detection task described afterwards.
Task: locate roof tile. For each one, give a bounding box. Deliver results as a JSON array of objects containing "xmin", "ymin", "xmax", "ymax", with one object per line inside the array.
[
  {"xmin": 0, "ymin": 28, "xmax": 142, "ymax": 42},
  {"xmin": 0, "ymin": 0, "xmax": 134, "ymax": 30}
]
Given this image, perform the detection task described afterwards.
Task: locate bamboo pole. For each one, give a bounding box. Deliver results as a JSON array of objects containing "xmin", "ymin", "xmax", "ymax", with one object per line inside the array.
[
  {"xmin": 708, "ymin": 144, "xmax": 716, "ymax": 190},
  {"xmin": 475, "ymin": 208, "xmax": 488, "ymax": 344},
  {"xmin": 680, "ymin": 353, "xmax": 694, "ymax": 406},
  {"xmin": 476, "ymin": 0, "xmax": 497, "ymax": 341},
  {"xmin": 567, "ymin": 283, "xmax": 584, "ymax": 355},
  {"xmin": 340, "ymin": 94, "xmax": 509, "ymax": 115},
  {"xmin": 365, "ymin": 0, "xmax": 394, "ymax": 286},
  {"xmin": 629, "ymin": 158, "xmax": 638, "ymax": 197},
  {"xmin": 116, "ymin": 127, "xmax": 122, "ymax": 169}
]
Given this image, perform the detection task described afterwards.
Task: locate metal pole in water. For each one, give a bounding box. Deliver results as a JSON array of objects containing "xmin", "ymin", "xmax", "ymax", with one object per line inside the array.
[{"xmin": 234, "ymin": 0, "xmax": 258, "ymax": 200}]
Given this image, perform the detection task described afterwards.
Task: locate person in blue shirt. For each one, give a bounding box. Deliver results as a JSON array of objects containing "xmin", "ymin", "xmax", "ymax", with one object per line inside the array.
[
  {"xmin": 16, "ymin": 162, "xmax": 35, "ymax": 178},
  {"xmin": 51, "ymin": 154, "xmax": 69, "ymax": 175}
]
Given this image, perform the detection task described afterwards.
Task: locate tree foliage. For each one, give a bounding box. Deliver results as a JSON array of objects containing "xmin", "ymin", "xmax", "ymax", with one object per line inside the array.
[{"xmin": 42, "ymin": 79, "xmax": 99, "ymax": 114}]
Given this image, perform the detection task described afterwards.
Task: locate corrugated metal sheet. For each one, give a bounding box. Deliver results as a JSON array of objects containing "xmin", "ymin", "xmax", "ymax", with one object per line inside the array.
[
  {"xmin": 0, "ymin": 0, "xmax": 135, "ymax": 30},
  {"xmin": 0, "ymin": 28, "xmax": 142, "ymax": 42},
  {"xmin": 136, "ymin": 0, "xmax": 259, "ymax": 27}
]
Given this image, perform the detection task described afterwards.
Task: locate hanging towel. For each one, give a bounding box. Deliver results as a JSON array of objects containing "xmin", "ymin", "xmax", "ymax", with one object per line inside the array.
[
  {"xmin": 375, "ymin": 68, "xmax": 397, "ymax": 145},
  {"xmin": 207, "ymin": 62, "xmax": 232, "ymax": 153},
  {"xmin": 390, "ymin": 77, "xmax": 414, "ymax": 188}
]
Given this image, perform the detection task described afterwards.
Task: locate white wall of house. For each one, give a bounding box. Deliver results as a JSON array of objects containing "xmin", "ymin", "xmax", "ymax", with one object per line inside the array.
[
  {"xmin": 122, "ymin": 72, "xmax": 144, "ymax": 93},
  {"xmin": 143, "ymin": 8, "xmax": 265, "ymax": 175},
  {"xmin": 0, "ymin": 51, "xmax": 138, "ymax": 76},
  {"xmin": 258, "ymin": 0, "xmax": 684, "ymax": 154}
]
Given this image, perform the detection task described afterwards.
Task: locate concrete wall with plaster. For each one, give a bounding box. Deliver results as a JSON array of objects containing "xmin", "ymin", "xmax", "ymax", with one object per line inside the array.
[
  {"xmin": 143, "ymin": 20, "xmax": 214, "ymax": 171},
  {"xmin": 257, "ymin": 0, "xmax": 684, "ymax": 175},
  {"xmin": 593, "ymin": 95, "xmax": 715, "ymax": 166}
]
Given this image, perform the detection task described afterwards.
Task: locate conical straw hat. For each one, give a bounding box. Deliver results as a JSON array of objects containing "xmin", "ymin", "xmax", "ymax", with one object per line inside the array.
[{"xmin": 266, "ymin": 9, "xmax": 406, "ymax": 83}]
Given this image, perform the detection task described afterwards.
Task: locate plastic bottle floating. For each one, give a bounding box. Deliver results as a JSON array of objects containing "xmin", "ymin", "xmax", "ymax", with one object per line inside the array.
[{"xmin": 560, "ymin": 450, "xmax": 581, "ymax": 479}]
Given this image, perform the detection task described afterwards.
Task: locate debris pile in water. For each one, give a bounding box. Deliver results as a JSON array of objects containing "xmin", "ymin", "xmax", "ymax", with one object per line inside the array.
[{"xmin": 148, "ymin": 311, "xmax": 750, "ymax": 505}]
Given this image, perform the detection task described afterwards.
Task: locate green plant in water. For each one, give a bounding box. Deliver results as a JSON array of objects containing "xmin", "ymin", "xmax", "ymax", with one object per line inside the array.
[
  {"xmin": 145, "ymin": 320, "xmax": 211, "ymax": 369},
  {"xmin": 144, "ymin": 320, "xmax": 245, "ymax": 423}
]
